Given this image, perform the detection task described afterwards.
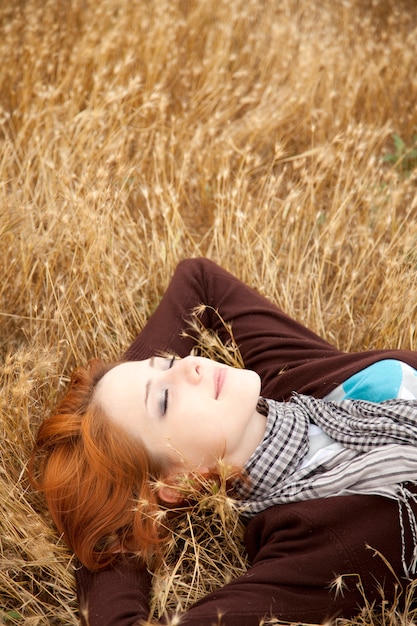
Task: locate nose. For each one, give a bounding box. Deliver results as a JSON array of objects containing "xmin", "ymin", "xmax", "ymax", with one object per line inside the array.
[{"xmin": 175, "ymin": 355, "xmax": 201, "ymax": 385}]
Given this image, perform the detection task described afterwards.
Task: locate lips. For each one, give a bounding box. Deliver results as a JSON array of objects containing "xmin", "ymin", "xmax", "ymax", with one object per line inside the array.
[{"xmin": 215, "ymin": 368, "xmax": 226, "ymax": 399}]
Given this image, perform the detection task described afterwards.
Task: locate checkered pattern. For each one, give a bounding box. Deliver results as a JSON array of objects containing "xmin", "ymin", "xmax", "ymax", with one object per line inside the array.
[
  {"xmin": 235, "ymin": 394, "xmax": 417, "ymax": 575},
  {"xmin": 237, "ymin": 393, "xmax": 417, "ymax": 513},
  {"xmin": 295, "ymin": 393, "xmax": 417, "ymax": 451}
]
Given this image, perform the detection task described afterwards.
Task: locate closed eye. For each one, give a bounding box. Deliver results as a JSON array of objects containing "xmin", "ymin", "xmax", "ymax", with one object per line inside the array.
[
  {"xmin": 160, "ymin": 356, "xmax": 175, "ymax": 416},
  {"xmin": 153, "ymin": 355, "xmax": 177, "ymax": 370},
  {"xmin": 161, "ymin": 389, "xmax": 168, "ymax": 416}
]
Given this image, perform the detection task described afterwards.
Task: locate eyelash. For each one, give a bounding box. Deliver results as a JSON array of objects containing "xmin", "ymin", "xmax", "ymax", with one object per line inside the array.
[{"xmin": 161, "ymin": 356, "xmax": 175, "ymax": 416}]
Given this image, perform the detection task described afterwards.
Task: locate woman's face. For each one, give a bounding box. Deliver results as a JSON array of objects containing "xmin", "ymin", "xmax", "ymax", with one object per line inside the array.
[{"xmin": 94, "ymin": 355, "xmax": 265, "ymax": 471}]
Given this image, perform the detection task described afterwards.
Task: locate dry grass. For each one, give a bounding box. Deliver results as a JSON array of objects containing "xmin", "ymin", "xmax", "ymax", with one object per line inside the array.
[{"xmin": 1, "ymin": 0, "xmax": 417, "ymax": 623}]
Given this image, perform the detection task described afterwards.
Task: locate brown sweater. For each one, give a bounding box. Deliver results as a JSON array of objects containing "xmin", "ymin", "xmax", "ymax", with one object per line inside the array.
[{"xmin": 76, "ymin": 258, "xmax": 417, "ymax": 625}]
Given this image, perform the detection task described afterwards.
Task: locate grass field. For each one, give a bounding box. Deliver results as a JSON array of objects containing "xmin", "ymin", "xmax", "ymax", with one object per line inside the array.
[{"xmin": 1, "ymin": 0, "xmax": 417, "ymax": 623}]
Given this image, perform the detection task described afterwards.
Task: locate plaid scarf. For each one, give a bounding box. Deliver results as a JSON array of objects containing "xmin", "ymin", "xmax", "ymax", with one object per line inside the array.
[{"xmin": 236, "ymin": 394, "xmax": 417, "ymax": 576}]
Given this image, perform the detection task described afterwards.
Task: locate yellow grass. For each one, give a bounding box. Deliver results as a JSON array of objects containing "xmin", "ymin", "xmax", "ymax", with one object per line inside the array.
[{"xmin": 1, "ymin": 0, "xmax": 417, "ymax": 623}]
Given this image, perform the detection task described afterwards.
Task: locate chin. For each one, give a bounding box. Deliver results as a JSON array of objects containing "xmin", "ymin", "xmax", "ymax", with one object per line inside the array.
[
  {"xmin": 249, "ymin": 369, "xmax": 261, "ymax": 391},
  {"xmin": 246, "ymin": 370, "xmax": 262, "ymax": 404}
]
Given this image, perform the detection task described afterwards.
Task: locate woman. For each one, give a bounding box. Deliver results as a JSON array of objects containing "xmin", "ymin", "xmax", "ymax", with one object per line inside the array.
[{"xmin": 30, "ymin": 258, "xmax": 417, "ymax": 625}]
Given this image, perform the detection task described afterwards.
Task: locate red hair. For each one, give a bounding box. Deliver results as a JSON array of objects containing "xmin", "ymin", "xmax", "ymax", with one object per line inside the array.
[{"xmin": 29, "ymin": 359, "xmax": 171, "ymax": 571}]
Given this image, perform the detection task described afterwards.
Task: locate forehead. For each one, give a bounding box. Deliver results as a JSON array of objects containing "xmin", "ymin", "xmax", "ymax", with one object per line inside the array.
[{"xmin": 94, "ymin": 360, "xmax": 148, "ymax": 418}]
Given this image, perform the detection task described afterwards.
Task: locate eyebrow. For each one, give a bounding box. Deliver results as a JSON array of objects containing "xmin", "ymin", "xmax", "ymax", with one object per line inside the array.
[{"xmin": 144, "ymin": 356, "xmax": 155, "ymax": 408}]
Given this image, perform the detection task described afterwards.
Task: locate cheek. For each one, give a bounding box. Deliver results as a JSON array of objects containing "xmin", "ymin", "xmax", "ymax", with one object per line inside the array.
[
  {"xmin": 224, "ymin": 372, "xmax": 258, "ymax": 410},
  {"xmin": 175, "ymin": 413, "xmax": 220, "ymax": 452}
]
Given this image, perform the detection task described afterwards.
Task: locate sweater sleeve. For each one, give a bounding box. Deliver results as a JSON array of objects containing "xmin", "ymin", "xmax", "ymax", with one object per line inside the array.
[
  {"xmin": 123, "ymin": 258, "xmax": 417, "ymax": 400},
  {"xmin": 75, "ymin": 492, "xmax": 411, "ymax": 626},
  {"xmin": 76, "ymin": 561, "xmax": 152, "ymax": 626}
]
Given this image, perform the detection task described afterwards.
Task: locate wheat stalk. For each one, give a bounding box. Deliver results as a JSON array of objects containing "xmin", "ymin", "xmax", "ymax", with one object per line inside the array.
[{"xmin": 1, "ymin": 0, "xmax": 417, "ymax": 623}]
